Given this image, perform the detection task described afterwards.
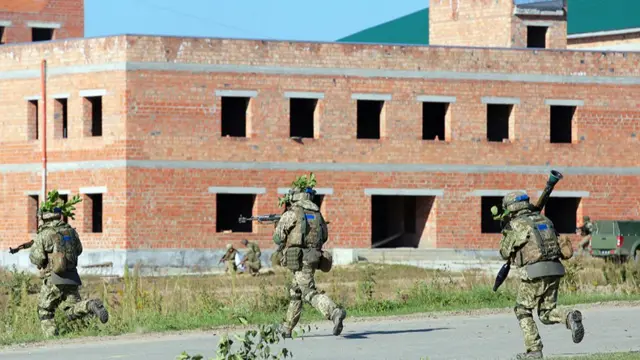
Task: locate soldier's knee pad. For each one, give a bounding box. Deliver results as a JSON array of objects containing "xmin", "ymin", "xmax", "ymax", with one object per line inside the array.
[
  {"xmin": 289, "ymin": 288, "xmax": 302, "ymax": 301},
  {"xmin": 38, "ymin": 312, "xmax": 55, "ymax": 321},
  {"xmin": 303, "ymin": 289, "xmax": 320, "ymax": 303},
  {"xmin": 514, "ymin": 305, "xmax": 533, "ymax": 320}
]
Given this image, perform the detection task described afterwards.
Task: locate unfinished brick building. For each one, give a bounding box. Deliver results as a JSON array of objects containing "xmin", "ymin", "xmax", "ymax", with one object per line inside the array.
[{"xmin": 1, "ymin": 0, "xmax": 639, "ymax": 273}]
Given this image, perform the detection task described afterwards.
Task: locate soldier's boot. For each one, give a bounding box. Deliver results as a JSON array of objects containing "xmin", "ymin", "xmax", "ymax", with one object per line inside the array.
[
  {"xmin": 566, "ymin": 310, "xmax": 584, "ymax": 343},
  {"xmin": 279, "ymin": 324, "xmax": 292, "ymax": 339},
  {"xmin": 515, "ymin": 351, "xmax": 543, "ymax": 359},
  {"xmin": 88, "ymin": 299, "xmax": 109, "ymax": 324},
  {"xmin": 331, "ymin": 308, "xmax": 347, "ymax": 336}
]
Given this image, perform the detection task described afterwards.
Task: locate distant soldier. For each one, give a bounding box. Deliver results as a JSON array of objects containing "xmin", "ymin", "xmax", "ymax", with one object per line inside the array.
[
  {"xmin": 577, "ymin": 216, "xmax": 595, "ymax": 255},
  {"xmin": 241, "ymin": 239, "xmax": 262, "ymax": 276},
  {"xmin": 219, "ymin": 244, "xmax": 238, "ymax": 273},
  {"xmin": 499, "ymin": 191, "xmax": 584, "ymax": 359},
  {"xmin": 29, "ymin": 190, "xmax": 109, "ymax": 337},
  {"xmin": 274, "ymin": 173, "xmax": 346, "ymax": 337}
]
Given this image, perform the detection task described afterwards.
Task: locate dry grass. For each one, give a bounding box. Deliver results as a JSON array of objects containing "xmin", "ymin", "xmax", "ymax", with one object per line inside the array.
[{"xmin": 1, "ymin": 256, "xmax": 639, "ymax": 346}]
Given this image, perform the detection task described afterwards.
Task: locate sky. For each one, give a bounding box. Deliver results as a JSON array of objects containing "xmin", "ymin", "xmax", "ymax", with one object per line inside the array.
[{"xmin": 84, "ymin": 0, "xmax": 430, "ymax": 42}]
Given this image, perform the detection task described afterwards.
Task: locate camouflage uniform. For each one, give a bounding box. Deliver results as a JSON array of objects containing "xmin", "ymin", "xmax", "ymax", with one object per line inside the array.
[
  {"xmin": 29, "ymin": 203, "xmax": 109, "ymax": 337},
  {"xmin": 241, "ymin": 239, "xmax": 262, "ymax": 275},
  {"xmin": 273, "ymin": 186, "xmax": 346, "ymax": 337},
  {"xmin": 221, "ymin": 244, "xmax": 237, "ymax": 273},
  {"xmin": 499, "ymin": 191, "xmax": 584, "ymax": 359},
  {"xmin": 577, "ymin": 216, "xmax": 595, "ymax": 254}
]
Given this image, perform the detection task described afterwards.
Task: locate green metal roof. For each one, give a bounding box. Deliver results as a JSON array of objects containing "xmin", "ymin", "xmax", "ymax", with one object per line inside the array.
[
  {"xmin": 568, "ymin": 0, "xmax": 640, "ymax": 35},
  {"xmin": 338, "ymin": 0, "xmax": 640, "ymax": 45},
  {"xmin": 337, "ymin": 8, "xmax": 429, "ymax": 45}
]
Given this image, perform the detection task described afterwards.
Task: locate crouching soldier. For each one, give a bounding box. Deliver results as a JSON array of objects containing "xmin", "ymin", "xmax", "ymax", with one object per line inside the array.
[{"xmin": 29, "ymin": 190, "xmax": 109, "ymax": 337}]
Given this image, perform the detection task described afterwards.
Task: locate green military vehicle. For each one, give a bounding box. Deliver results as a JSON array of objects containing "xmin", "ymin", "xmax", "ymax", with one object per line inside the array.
[{"xmin": 589, "ymin": 220, "xmax": 640, "ymax": 262}]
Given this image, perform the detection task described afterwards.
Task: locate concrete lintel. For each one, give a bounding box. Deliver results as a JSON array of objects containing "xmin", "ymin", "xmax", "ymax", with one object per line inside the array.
[
  {"xmin": 536, "ymin": 190, "xmax": 590, "ymax": 198},
  {"xmin": 25, "ymin": 189, "xmax": 71, "ymax": 196},
  {"xmin": 568, "ymin": 27, "xmax": 640, "ymax": 40},
  {"xmin": 208, "ymin": 186, "xmax": 266, "ymax": 194},
  {"xmin": 416, "ymin": 95, "xmax": 457, "ymax": 103},
  {"xmin": 79, "ymin": 186, "xmax": 107, "ymax": 194},
  {"xmin": 351, "ymin": 93, "xmax": 392, "ymax": 101},
  {"xmin": 284, "ymin": 91, "xmax": 324, "ymax": 99},
  {"xmin": 544, "ymin": 99, "xmax": 584, "ymax": 107},
  {"xmin": 481, "ymin": 96, "xmax": 520, "ymax": 105},
  {"xmin": 215, "ymin": 90, "xmax": 257, "ymax": 98},
  {"xmin": 79, "ymin": 89, "xmax": 107, "ymax": 97},
  {"xmin": 469, "ymin": 189, "xmax": 526, "ymax": 197},
  {"xmin": 51, "ymin": 93, "xmax": 71, "ymax": 99},
  {"xmin": 26, "ymin": 21, "xmax": 61, "ymax": 29},
  {"xmin": 277, "ymin": 187, "xmax": 333, "ymax": 195},
  {"xmin": 0, "ymin": 20, "xmax": 12, "ymax": 26},
  {"xmin": 24, "ymin": 95, "xmax": 41, "ymax": 101},
  {"xmin": 364, "ymin": 188, "xmax": 444, "ymax": 196},
  {"xmin": 522, "ymin": 21, "xmax": 555, "ymax": 27},
  {"xmin": 514, "ymin": 8, "xmax": 564, "ymax": 17}
]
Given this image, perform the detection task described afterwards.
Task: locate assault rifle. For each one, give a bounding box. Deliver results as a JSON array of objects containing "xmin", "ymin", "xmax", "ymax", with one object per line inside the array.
[
  {"xmin": 492, "ymin": 170, "xmax": 564, "ymax": 292},
  {"xmin": 238, "ymin": 214, "xmax": 281, "ymax": 224},
  {"xmin": 238, "ymin": 214, "xmax": 331, "ymax": 225},
  {"xmin": 9, "ymin": 240, "xmax": 34, "ymax": 254}
]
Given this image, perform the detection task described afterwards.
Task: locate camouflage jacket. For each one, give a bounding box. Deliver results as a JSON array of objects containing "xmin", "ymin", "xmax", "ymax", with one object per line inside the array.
[
  {"xmin": 273, "ymin": 200, "xmax": 326, "ymax": 248},
  {"xmin": 247, "ymin": 242, "xmax": 261, "ymax": 257},
  {"xmin": 221, "ymin": 248, "xmax": 237, "ymax": 261},
  {"xmin": 579, "ymin": 221, "xmax": 595, "ymax": 236},
  {"xmin": 29, "ymin": 220, "xmax": 82, "ymax": 278}
]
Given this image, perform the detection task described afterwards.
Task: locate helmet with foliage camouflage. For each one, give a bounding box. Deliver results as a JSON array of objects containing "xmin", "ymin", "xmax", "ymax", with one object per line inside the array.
[
  {"xmin": 38, "ymin": 190, "xmax": 82, "ymax": 223},
  {"xmin": 279, "ymin": 173, "xmax": 317, "ymax": 206},
  {"xmin": 502, "ymin": 191, "xmax": 530, "ymax": 214}
]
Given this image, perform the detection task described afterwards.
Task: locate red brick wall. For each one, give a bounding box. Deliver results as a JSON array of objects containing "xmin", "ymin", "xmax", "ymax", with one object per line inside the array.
[
  {"xmin": 512, "ymin": 15, "xmax": 567, "ymax": 49},
  {"xmin": 568, "ymin": 32, "xmax": 640, "ymax": 50},
  {"xmin": 1, "ymin": 36, "xmax": 640, "ymax": 251},
  {"xmin": 0, "ymin": 0, "xmax": 84, "ymax": 44},
  {"xmin": 1, "ymin": 169, "xmax": 126, "ymax": 250},
  {"xmin": 429, "ymin": 0, "xmax": 513, "ymax": 47}
]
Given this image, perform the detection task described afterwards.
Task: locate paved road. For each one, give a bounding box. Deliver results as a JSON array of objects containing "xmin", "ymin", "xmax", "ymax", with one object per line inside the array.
[{"xmin": 2, "ymin": 305, "xmax": 639, "ymax": 360}]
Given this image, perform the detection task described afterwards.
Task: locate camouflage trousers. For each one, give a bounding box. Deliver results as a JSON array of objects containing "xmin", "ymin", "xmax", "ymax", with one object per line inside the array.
[
  {"xmin": 578, "ymin": 235, "xmax": 591, "ymax": 254},
  {"xmin": 245, "ymin": 253, "xmax": 261, "ymax": 274},
  {"xmin": 283, "ymin": 265, "xmax": 338, "ymax": 332},
  {"xmin": 224, "ymin": 260, "xmax": 237, "ymax": 273},
  {"xmin": 515, "ymin": 276, "xmax": 570, "ymax": 353},
  {"xmin": 38, "ymin": 278, "xmax": 94, "ymax": 337}
]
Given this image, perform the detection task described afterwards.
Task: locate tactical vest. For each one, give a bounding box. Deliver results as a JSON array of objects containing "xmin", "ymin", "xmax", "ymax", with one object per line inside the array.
[
  {"xmin": 512, "ymin": 212, "xmax": 562, "ymax": 267},
  {"xmin": 286, "ymin": 205, "xmax": 327, "ymax": 249},
  {"xmin": 46, "ymin": 223, "xmax": 81, "ymax": 275}
]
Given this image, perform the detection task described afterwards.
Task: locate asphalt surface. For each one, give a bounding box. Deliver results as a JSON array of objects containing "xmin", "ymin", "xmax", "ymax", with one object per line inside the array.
[{"xmin": 2, "ymin": 305, "xmax": 639, "ymax": 360}]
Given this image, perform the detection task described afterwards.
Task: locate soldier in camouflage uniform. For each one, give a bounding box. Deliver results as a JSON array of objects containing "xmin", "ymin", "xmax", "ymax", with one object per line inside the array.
[
  {"xmin": 241, "ymin": 239, "xmax": 261, "ymax": 276},
  {"xmin": 220, "ymin": 244, "xmax": 238, "ymax": 273},
  {"xmin": 499, "ymin": 191, "xmax": 584, "ymax": 359},
  {"xmin": 577, "ymin": 216, "xmax": 595, "ymax": 255},
  {"xmin": 273, "ymin": 174, "xmax": 346, "ymax": 337},
  {"xmin": 29, "ymin": 190, "xmax": 109, "ymax": 337}
]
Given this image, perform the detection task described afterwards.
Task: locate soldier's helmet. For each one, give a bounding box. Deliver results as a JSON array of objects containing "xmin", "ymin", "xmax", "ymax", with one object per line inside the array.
[
  {"xmin": 241, "ymin": 239, "xmax": 248, "ymax": 246},
  {"xmin": 226, "ymin": 244, "xmax": 233, "ymax": 250},
  {"xmin": 288, "ymin": 187, "xmax": 314, "ymax": 203},
  {"xmin": 502, "ymin": 191, "xmax": 531, "ymax": 213},
  {"xmin": 583, "ymin": 216, "xmax": 590, "ymax": 221}
]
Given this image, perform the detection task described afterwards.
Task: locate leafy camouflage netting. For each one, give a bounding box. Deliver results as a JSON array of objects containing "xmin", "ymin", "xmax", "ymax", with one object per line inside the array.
[{"xmin": 39, "ymin": 189, "xmax": 83, "ymax": 220}]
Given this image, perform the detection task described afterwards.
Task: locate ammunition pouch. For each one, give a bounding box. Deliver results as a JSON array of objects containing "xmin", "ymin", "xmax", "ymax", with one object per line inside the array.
[
  {"xmin": 50, "ymin": 251, "xmax": 67, "ymax": 275},
  {"xmin": 318, "ymin": 250, "xmax": 333, "ymax": 273},
  {"xmin": 558, "ymin": 235, "xmax": 574, "ymax": 260},
  {"xmin": 270, "ymin": 251, "xmax": 283, "ymax": 267},
  {"xmin": 284, "ymin": 247, "xmax": 303, "ymax": 272},
  {"xmin": 525, "ymin": 260, "xmax": 565, "ymax": 279},
  {"xmin": 302, "ymin": 248, "xmax": 322, "ymax": 269}
]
